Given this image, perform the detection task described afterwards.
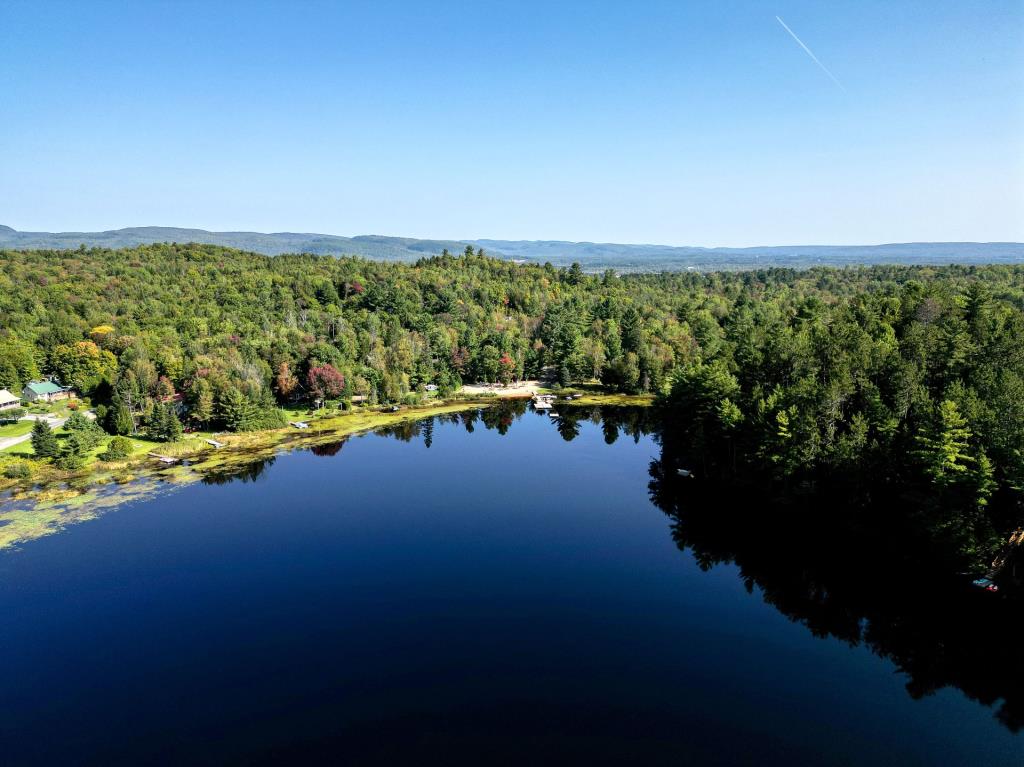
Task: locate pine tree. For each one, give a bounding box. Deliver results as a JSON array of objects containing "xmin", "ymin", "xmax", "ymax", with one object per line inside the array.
[
  {"xmin": 218, "ymin": 388, "xmax": 257, "ymax": 431},
  {"xmin": 916, "ymin": 400, "xmax": 974, "ymax": 487},
  {"xmin": 150, "ymin": 402, "xmax": 183, "ymax": 442},
  {"xmin": 30, "ymin": 420, "xmax": 59, "ymax": 459},
  {"xmin": 56, "ymin": 431, "xmax": 89, "ymax": 470},
  {"xmin": 105, "ymin": 397, "xmax": 135, "ymax": 436}
]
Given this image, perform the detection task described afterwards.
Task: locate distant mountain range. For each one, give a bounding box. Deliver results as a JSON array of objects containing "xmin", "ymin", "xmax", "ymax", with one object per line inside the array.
[
  {"xmin": 0, "ymin": 225, "xmax": 470, "ymax": 262},
  {"xmin": 2, "ymin": 225, "xmax": 1022, "ymax": 272}
]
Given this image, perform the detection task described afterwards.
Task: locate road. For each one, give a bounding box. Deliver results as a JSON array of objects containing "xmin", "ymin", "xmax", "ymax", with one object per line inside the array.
[{"xmin": 0, "ymin": 414, "xmax": 68, "ymax": 452}]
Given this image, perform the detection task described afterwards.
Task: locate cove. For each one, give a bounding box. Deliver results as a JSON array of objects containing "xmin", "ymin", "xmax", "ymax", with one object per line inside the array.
[{"xmin": 0, "ymin": 405, "xmax": 1021, "ymax": 765}]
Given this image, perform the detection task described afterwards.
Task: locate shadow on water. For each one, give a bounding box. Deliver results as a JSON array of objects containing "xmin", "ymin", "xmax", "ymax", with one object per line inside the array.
[
  {"xmin": 373, "ymin": 401, "xmax": 1024, "ymax": 733},
  {"xmin": 648, "ymin": 424, "xmax": 1024, "ymax": 733},
  {"xmin": 177, "ymin": 402, "xmax": 1024, "ymax": 732}
]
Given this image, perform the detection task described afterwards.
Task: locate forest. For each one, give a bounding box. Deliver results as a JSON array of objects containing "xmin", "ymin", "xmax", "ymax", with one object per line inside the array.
[{"xmin": 1, "ymin": 243, "xmax": 1023, "ymax": 566}]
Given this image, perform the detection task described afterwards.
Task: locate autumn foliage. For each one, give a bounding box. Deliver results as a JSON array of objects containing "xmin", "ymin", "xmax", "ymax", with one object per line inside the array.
[{"xmin": 307, "ymin": 364, "xmax": 345, "ymax": 401}]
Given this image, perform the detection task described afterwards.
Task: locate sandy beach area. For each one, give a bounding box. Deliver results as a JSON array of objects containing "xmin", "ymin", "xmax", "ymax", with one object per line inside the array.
[{"xmin": 458, "ymin": 380, "xmax": 542, "ymax": 397}]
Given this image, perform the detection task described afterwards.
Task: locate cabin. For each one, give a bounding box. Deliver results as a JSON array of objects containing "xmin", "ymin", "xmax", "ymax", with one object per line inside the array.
[
  {"xmin": 0, "ymin": 389, "xmax": 20, "ymax": 411},
  {"xmin": 22, "ymin": 380, "xmax": 71, "ymax": 403}
]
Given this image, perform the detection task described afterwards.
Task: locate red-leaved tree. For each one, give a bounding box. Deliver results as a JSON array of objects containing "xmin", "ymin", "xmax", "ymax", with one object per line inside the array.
[
  {"xmin": 498, "ymin": 353, "xmax": 516, "ymax": 385},
  {"xmin": 307, "ymin": 364, "xmax": 345, "ymax": 402}
]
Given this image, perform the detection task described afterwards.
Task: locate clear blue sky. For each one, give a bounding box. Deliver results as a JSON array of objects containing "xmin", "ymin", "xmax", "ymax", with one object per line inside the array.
[{"xmin": 2, "ymin": 0, "xmax": 1022, "ymax": 245}]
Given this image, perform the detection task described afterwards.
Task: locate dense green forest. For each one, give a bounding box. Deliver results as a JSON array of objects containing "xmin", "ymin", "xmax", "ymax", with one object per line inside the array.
[
  {"xmin": 0, "ymin": 243, "xmax": 693, "ymax": 425},
  {"xmin": 1, "ymin": 243, "xmax": 1023, "ymax": 564}
]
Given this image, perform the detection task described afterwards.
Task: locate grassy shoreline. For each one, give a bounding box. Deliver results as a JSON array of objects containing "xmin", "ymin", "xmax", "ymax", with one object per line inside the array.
[{"xmin": 0, "ymin": 392, "xmax": 653, "ymax": 550}]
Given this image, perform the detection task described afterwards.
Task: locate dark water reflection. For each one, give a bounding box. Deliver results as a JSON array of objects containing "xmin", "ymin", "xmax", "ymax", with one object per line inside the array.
[
  {"xmin": 649, "ymin": 421, "xmax": 1024, "ymax": 736},
  {"xmin": 309, "ymin": 440, "xmax": 345, "ymax": 457},
  {"xmin": 200, "ymin": 455, "xmax": 277, "ymax": 485},
  {"xmin": 0, "ymin": 403, "xmax": 1020, "ymax": 765}
]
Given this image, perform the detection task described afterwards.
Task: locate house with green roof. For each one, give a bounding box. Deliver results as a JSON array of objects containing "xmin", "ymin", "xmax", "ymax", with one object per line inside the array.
[{"xmin": 22, "ymin": 380, "xmax": 71, "ymax": 403}]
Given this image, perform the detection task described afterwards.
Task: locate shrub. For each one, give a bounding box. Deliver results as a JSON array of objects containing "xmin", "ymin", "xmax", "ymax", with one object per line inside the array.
[
  {"xmin": 3, "ymin": 460, "xmax": 32, "ymax": 480},
  {"xmin": 1, "ymin": 407, "xmax": 26, "ymax": 422},
  {"xmin": 99, "ymin": 436, "xmax": 133, "ymax": 462},
  {"xmin": 56, "ymin": 452, "xmax": 85, "ymax": 471},
  {"xmin": 255, "ymin": 408, "xmax": 287, "ymax": 430}
]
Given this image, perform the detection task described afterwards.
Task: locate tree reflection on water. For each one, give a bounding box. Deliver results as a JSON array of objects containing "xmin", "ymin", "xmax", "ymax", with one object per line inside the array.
[
  {"xmin": 200, "ymin": 455, "xmax": 277, "ymax": 485},
  {"xmin": 200, "ymin": 403, "xmax": 1024, "ymax": 731},
  {"xmin": 649, "ymin": 420, "xmax": 1024, "ymax": 733},
  {"xmin": 310, "ymin": 440, "xmax": 345, "ymax": 457}
]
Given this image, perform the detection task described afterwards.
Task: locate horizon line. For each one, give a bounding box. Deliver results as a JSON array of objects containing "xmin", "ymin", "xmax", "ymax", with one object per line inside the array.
[{"xmin": 1, "ymin": 224, "xmax": 1021, "ymax": 251}]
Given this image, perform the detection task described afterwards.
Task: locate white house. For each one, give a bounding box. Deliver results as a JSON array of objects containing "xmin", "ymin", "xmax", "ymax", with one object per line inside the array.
[{"xmin": 0, "ymin": 389, "xmax": 20, "ymax": 411}]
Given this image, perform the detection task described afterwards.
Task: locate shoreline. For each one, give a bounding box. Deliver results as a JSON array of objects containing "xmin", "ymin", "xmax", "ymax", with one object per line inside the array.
[{"xmin": 0, "ymin": 391, "xmax": 653, "ymax": 550}]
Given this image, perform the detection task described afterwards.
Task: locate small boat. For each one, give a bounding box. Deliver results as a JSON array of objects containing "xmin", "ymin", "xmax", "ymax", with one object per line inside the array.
[
  {"xmin": 972, "ymin": 577, "xmax": 999, "ymax": 592},
  {"xmin": 549, "ymin": 411, "xmax": 559, "ymax": 418},
  {"xmin": 147, "ymin": 453, "xmax": 179, "ymax": 465},
  {"xmin": 677, "ymin": 468, "xmax": 694, "ymax": 478},
  {"xmin": 205, "ymin": 438, "xmax": 224, "ymax": 448},
  {"xmin": 289, "ymin": 421, "xmax": 310, "ymax": 429}
]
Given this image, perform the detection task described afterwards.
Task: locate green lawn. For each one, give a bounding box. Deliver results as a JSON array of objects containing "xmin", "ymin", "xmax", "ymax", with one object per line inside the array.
[
  {"xmin": 0, "ymin": 420, "xmax": 34, "ymax": 439},
  {"xmin": 2, "ymin": 440, "xmax": 36, "ymax": 455}
]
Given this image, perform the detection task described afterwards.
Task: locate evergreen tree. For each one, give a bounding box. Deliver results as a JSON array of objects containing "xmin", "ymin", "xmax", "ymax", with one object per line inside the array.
[
  {"xmin": 188, "ymin": 378, "xmax": 214, "ymax": 427},
  {"xmin": 30, "ymin": 420, "xmax": 59, "ymax": 459},
  {"xmin": 150, "ymin": 403, "xmax": 183, "ymax": 442},
  {"xmin": 916, "ymin": 400, "xmax": 974, "ymax": 487},
  {"xmin": 56, "ymin": 431, "xmax": 89, "ymax": 470},
  {"xmin": 217, "ymin": 388, "xmax": 258, "ymax": 432}
]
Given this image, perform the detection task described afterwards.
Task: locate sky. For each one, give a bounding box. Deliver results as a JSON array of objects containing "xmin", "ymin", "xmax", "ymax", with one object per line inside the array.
[{"xmin": 1, "ymin": 0, "xmax": 1022, "ymax": 246}]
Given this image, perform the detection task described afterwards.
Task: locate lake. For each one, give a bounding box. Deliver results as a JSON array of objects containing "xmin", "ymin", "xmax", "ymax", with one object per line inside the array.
[{"xmin": 1, "ymin": 405, "xmax": 1021, "ymax": 765}]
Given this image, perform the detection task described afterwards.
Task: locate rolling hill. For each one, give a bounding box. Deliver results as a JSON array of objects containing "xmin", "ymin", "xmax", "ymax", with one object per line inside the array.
[{"xmin": 2, "ymin": 225, "xmax": 1021, "ymax": 272}]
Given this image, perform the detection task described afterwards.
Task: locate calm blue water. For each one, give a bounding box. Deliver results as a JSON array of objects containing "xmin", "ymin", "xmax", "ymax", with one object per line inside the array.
[{"xmin": 0, "ymin": 408, "xmax": 1020, "ymax": 765}]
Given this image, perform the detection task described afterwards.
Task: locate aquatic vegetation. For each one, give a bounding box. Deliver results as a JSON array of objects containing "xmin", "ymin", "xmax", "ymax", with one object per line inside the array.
[{"xmin": 0, "ymin": 397, "xmax": 643, "ymax": 550}]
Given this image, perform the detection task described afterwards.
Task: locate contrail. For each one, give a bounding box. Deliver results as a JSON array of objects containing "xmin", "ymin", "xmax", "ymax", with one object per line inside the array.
[{"xmin": 775, "ymin": 15, "xmax": 846, "ymax": 93}]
